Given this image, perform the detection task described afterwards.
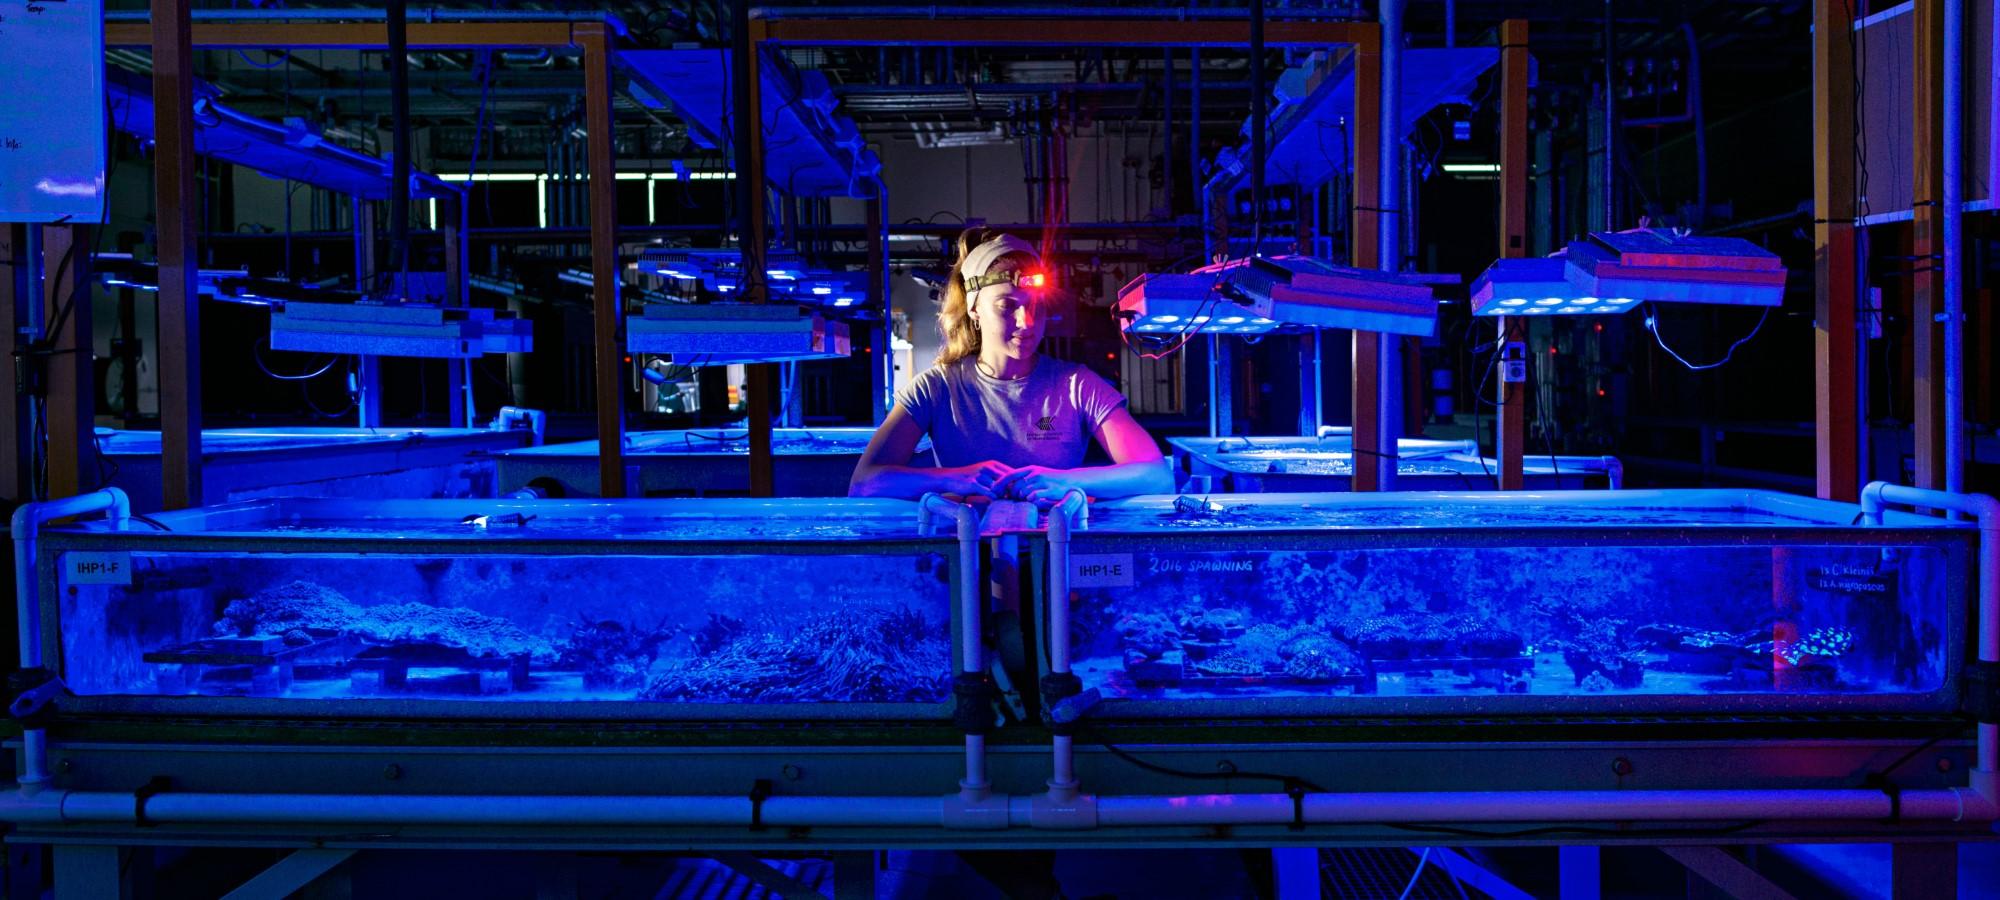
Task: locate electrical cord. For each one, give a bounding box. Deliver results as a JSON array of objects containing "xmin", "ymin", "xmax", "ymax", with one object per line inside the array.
[
  {"xmin": 128, "ymin": 513, "xmax": 172, "ymax": 532},
  {"xmin": 1645, "ymin": 303, "xmax": 1770, "ymax": 371},
  {"xmin": 1868, "ymin": 718, "xmax": 1971, "ymax": 783},
  {"xmin": 234, "ymin": 49, "xmax": 289, "ymax": 70},
  {"xmin": 302, "ymin": 359, "xmax": 357, "ymax": 420},
  {"xmin": 1083, "ymin": 721, "xmax": 1766, "ymax": 841},
  {"xmin": 1468, "ymin": 321, "xmax": 1508, "ymax": 489},
  {"xmin": 1395, "ymin": 847, "xmax": 1431, "ymax": 900},
  {"xmin": 1383, "ymin": 819, "xmax": 1766, "ymax": 839},
  {"xmin": 253, "ymin": 336, "xmax": 342, "ymax": 381},
  {"xmin": 1082, "ymin": 720, "xmax": 1327, "ymax": 794}
]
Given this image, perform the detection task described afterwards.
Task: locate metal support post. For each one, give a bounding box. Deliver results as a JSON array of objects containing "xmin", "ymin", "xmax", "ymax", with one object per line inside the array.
[
  {"xmin": 1497, "ymin": 19, "xmax": 1531, "ymax": 488},
  {"xmin": 40, "ymin": 226, "xmax": 96, "ymax": 499},
  {"xmin": 1349, "ymin": 23, "xmax": 1382, "ymax": 490},
  {"xmin": 1915, "ymin": 0, "xmax": 1947, "ymax": 490},
  {"xmin": 579, "ymin": 21, "xmax": 626, "ymax": 496},
  {"xmin": 353, "ymin": 196, "xmax": 382, "ymax": 429},
  {"xmin": 152, "ymin": 0, "xmax": 203, "ymax": 509},
  {"xmin": 737, "ymin": 2, "xmax": 776, "ymax": 496},
  {"xmin": 1814, "ymin": 0, "xmax": 1861, "ymax": 501}
]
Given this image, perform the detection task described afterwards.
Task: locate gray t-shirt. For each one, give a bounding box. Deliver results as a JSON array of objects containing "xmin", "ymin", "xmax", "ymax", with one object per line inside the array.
[{"xmin": 896, "ymin": 357, "xmax": 1128, "ymax": 469}]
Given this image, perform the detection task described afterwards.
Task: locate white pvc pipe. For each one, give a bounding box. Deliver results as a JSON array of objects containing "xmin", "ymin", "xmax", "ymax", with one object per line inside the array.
[
  {"xmin": 1096, "ymin": 787, "xmax": 1990, "ymax": 827},
  {"xmin": 1046, "ymin": 490, "xmax": 1090, "ymax": 794},
  {"xmin": 12, "ymin": 489, "xmax": 131, "ymax": 668},
  {"xmin": 3, "ymin": 784, "xmax": 1988, "ymax": 831},
  {"xmin": 1861, "ymin": 482, "xmax": 1999, "ymax": 777},
  {"xmin": 0, "ymin": 791, "xmax": 944, "ymax": 828},
  {"xmin": 919, "ymin": 493, "xmax": 987, "ymax": 793},
  {"xmin": 10, "ymin": 490, "xmax": 131, "ymax": 790},
  {"xmin": 1052, "ymin": 735, "xmax": 1075, "ymax": 789}
]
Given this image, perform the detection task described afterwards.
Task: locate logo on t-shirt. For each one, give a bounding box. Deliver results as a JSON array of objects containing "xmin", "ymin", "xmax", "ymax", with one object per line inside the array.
[
  {"xmin": 1035, "ymin": 416, "xmax": 1055, "ymax": 431},
  {"xmin": 1028, "ymin": 413, "xmax": 1064, "ymax": 442}
]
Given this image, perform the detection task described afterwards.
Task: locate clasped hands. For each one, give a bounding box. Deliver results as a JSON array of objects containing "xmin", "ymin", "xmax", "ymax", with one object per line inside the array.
[{"xmin": 941, "ymin": 461, "xmax": 1085, "ymax": 506}]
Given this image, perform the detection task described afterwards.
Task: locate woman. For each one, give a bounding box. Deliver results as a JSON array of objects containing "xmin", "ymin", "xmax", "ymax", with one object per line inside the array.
[{"xmin": 850, "ymin": 228, "xmax": 1174, "ymax": 503}]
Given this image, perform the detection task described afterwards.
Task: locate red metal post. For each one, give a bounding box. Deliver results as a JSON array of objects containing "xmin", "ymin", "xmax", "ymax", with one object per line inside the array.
[{"xmin": 1814, "ymin": 0, "xmax": 1860, "ymax": 501}]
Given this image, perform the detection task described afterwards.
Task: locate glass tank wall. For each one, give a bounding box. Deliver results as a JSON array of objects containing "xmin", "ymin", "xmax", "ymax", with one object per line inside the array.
[
  {"xmin": 36, "ymin": 499, "xmax": 959, "ymax": 717},
  {"xmin": 1169, "ymin": 437, "xmax": 1617, "ymax": 493},
  {"xmin": 1045, "ymin": 492, "xmax": 1973, "ymax": 717},
  {"xmin": 98, "ymin": 427, "xmax": 532, "ymax": 513},
  {"xmin": 493, "ymin": 428, "xmax": 931, "ymax": 498}
]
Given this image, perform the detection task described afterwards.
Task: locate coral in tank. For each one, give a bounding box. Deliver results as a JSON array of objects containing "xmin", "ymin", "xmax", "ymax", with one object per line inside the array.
[
  {"xmin": 215, "ymin": 580, "xmax": 357, "ymax": 636},
  {"xmin": 640, "ymin": 606, "xmax": 950, "ymax": 704},
  {"xmin": 1635, "ymin": 624, "xmax": 1767, "ymax": 675},
  {"xmin": 689, "ymin": 612, "xmax": 746, "ymax": 656},
  {"xmin": 1551, "ymin": 614, "xmax": 1646, "ymax": 689},
  {"xmin": 1281, "ymin": 635, "xmax": 1368, "ymax": 682},
  {"xmin": 1779, "ymin": 626, "xmax": 1857, "ymax": 666},
  {"xmin": 559, "ymin": 618, "xmax": 678, "ymax": 690},
  {"xmin": 1175, "ymin": 607, "xmax": 1249, "ymax": 662},
  {"xmin": 1114, "ymin": 612, "xmax": 1181, "ymax": 662},
  {"xmin": 1191, "ymin": 656, "xmax": 1264, "ymax": 677},
  {"xmin": 215, "ymin": 580, "xmax": 554, "ymax": 663},
  {"xmin": 1345, "ymin": 615, "xmax": 1413, "ymax": 660},
  {"xmin": 359, "ymin": 603, "xmax": 553, "ymax": 662},
  {"xmin": 1176, "ymin": 607, "xmax": 1248, "ymax": 642},
  {"xmin": 1229, "ymin": 623, "xmax": 1296, "ymax": 670}
]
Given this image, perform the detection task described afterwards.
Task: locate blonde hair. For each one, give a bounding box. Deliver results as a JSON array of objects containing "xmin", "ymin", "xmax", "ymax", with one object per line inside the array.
[{"xmin": 937, "ymin": 227, "xmax": 1035, "ymax": 365}]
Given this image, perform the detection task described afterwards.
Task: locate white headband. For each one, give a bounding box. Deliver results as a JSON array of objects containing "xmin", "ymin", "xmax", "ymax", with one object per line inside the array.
[{"xmin": 960, "ymin": 234, "xmax": 1039, "ymax": 287}]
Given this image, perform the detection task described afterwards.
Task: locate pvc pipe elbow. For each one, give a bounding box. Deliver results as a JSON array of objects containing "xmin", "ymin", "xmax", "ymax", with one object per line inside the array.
[
  {"xmin": 919, "ymin": 493, "xmax": 978, "ymax": 540},
  {"xmin": 1049, "ymin": 489, "xmax": 1088, "ymax": 541},
  {"xmin": 1861, "ymin": 481, "xmax": 1891, "ymax": 524},
  {"xmin": 10, "ymin": 488, "xmax": 130, "ymax": 535}
]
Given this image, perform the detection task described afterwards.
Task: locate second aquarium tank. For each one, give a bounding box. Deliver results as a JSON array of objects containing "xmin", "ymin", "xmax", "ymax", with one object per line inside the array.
[{"xmin": 1047, "ymin": 491, "xmax": 1971, "ymax": 715}]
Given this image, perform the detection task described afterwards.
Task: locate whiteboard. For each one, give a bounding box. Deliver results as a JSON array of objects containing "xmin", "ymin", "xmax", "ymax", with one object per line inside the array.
[{"xmin": 0, "ymin": 0, "xmax": 106, "ymax": 223}]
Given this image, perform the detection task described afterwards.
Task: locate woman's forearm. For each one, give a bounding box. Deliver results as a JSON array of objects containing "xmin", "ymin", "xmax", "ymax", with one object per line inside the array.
[
  {"xmin": 1062, "ymin": 459, "xmax": 1176, "ymax": 499},
  {"xmin": 848, "ymin": 465, "xmax": 961, "ymax": 499}
]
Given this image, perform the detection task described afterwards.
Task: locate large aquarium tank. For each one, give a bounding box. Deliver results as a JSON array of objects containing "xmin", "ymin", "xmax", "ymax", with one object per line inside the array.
[
  {"xmin": 1042, "ymin": 491, "xmax": 1973, "ymax": 717},
  {"xmin": 34, "ymin": 498, "xmax": 960, "ymax": 718},
  {"xmin": 493, "ymin": 427, "xmax": 932, "ymax": 498},
  {"xmin": 1169, "ymin": 436, "xmax": 1619, "ymax": 492},
  {"xmin": 98, "ymin": 427, "xmax": 532, "ymax": 513}
]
